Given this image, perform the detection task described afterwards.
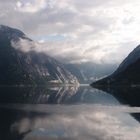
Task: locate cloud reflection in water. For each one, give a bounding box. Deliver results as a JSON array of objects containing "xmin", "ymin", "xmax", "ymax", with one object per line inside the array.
[{"xmin": 8, "ymin": 104, "xmax": 140, "ymax": 140}]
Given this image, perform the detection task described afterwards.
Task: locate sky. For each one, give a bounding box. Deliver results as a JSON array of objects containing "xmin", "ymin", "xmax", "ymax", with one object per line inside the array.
[{"xmin": 1, "ymin": 0, "xmax": 140, "ymax": 64}]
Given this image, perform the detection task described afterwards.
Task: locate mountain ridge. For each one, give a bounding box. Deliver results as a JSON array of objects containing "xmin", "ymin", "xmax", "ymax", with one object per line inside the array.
[
  {"xmin": 0, "ymin": 25, "xmax": 79, "ymax": 86},
  {"xmin": 91, "ymin": 44, "xmax": 140, "ymax": 86}
]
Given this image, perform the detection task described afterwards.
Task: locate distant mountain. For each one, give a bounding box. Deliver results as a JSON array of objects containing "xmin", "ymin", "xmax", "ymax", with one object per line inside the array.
[
  {"xmin": 91, "ymin": 45, "xmax": 140, "ymax": 86},
  {"xmin": 0, "ymin": 25, "xmax": 79, "ymax": 85},
  {"xmin": 65, "ymin": 62, "xmax": 117, "ymax": 84}
]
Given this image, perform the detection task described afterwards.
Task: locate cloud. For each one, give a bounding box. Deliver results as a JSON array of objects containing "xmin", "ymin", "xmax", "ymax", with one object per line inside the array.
[
  {"xmin": 11, "ymin": 38, "xmax": 38, "ymax": 52},
  {"xmin": 0, "ymin": 0, "xmax": 140, "ymax": 64},
  {"xmin": 15, "ymin": 0, "xmax": 48, "ymax": 13}
]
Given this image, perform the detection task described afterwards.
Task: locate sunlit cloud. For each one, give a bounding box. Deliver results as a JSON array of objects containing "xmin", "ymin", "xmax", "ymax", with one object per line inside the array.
[
  {"xmin": 0, "ymin": 0, "xmax": 140, "ymax": 64},
  {"xmin": 15, "ymin": 0, "xmax": 54, "ymax": 13}
]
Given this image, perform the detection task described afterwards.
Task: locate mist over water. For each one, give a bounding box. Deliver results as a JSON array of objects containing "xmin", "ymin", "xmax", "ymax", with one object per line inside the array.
[{"xmin": 0, "ymin": 86, "xmax": 140, "ymax": 140}]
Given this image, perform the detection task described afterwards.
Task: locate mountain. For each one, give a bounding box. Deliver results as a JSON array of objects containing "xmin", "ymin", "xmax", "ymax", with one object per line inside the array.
[
  {"xmin": 0, "ymin": 25, "xmax": 79, "ymax": 85},
  {"xmin": 91, "ymin": 45, "xmax": 140, "ymax": 86},
  {"xmin": 65, "ymin": 62, "xmax": 117, "ymax": 84}
]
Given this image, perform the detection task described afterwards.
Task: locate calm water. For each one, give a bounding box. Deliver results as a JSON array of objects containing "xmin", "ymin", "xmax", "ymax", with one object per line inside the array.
[{"xmin": 0, "ymin": 85, "xmax": 140, "ymax": 140}]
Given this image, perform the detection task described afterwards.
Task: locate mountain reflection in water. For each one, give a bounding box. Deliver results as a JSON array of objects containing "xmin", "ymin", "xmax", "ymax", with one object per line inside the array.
[
  {"xmin": 0, "ymin": 86, "xmax": 119, "ymax": 105},
  {"xmin": 0, "ymin": 86, "xmax": 140, "ymax": 140}
]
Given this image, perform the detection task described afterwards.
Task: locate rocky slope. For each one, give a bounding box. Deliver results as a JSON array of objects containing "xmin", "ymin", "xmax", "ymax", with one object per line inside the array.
[
  {"xmin": 91, "ymin": 45, "xmax": 140, "ymax": 86},
  {"xmin": 0, "ymin": 25, "xmax": 79, "ymax": 85}
]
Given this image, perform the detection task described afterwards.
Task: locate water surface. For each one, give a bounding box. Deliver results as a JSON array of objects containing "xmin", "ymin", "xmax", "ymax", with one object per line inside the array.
[{"xmin": 0, "ymin": 86, "xmax": 140, "ymax": 140}]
